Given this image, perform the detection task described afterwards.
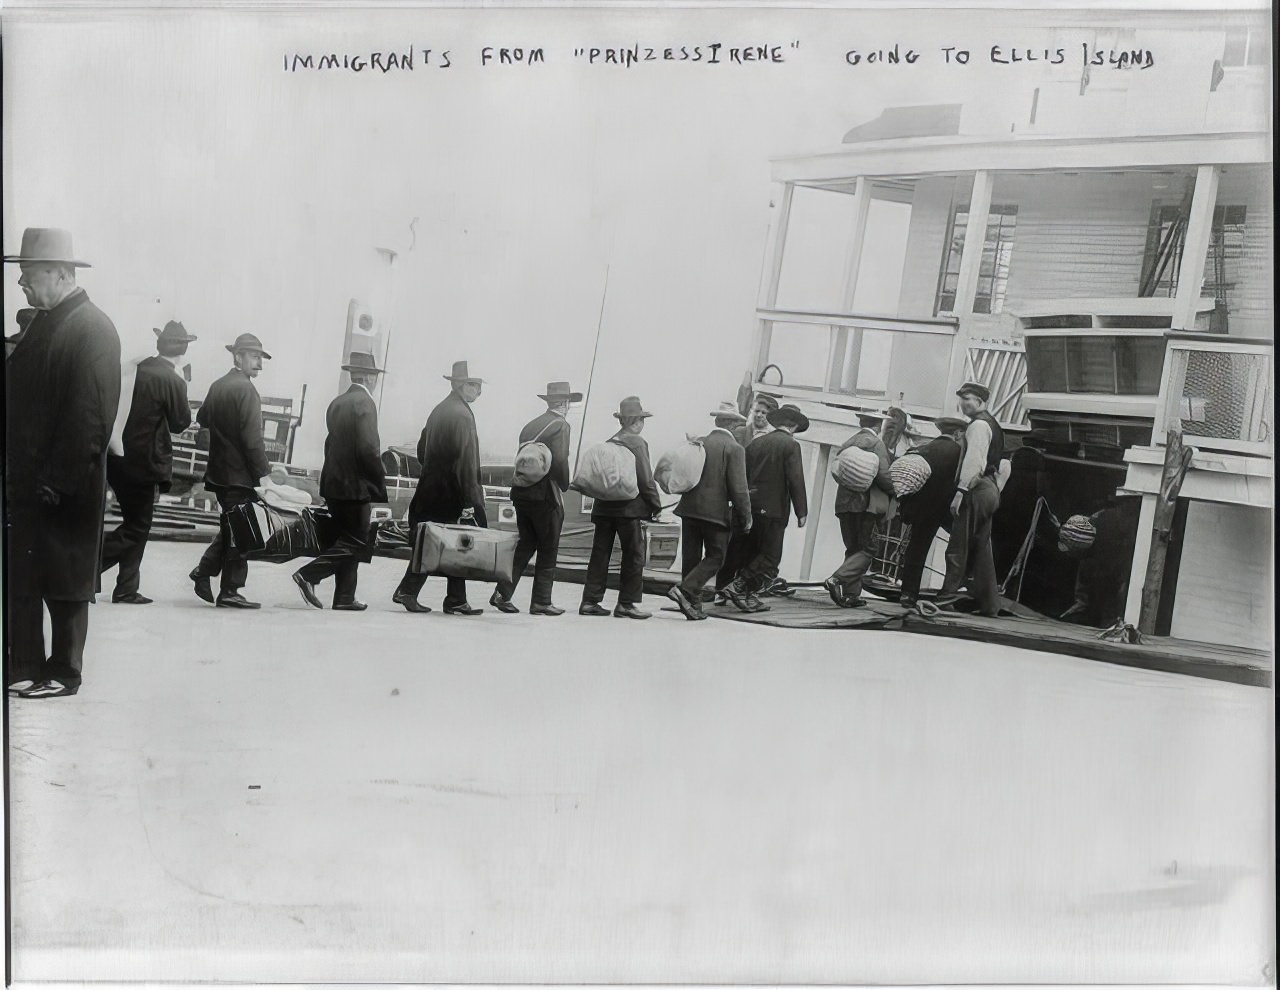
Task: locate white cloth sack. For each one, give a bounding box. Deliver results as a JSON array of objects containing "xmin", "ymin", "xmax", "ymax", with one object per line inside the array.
[
  {"xmin": 572, "ymin": 440, "xmax": 639, "ymax": 501},
  {"xmin": 654, "ymin": 439, "xmax": 706, "ymax": 495}
]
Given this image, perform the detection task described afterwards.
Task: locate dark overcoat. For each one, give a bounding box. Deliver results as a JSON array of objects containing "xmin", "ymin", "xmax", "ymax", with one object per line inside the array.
[
  {"xmin": 110, "ymin": 355, "xmax": 192, "ymax": 490},
  {"xmin": 744, "ymin": 428, "xmax": 808, "ymax": 523},
  {"xmin": 409, "ymin": 390, "xmax": 487, "ymax": 527},
  {"xmin": 509, "ymin": 410, "xmax": 571, "ymax": 506},
  {"xmin": 675, "ymin": 428, "xmax": 751, "ymax": 529},
  {"xmin": 198, "ymin": 367, "xmax": 271, "ymax": 490},
  {"xmin": 5, "ymin": 289, "xmax": 121, "ymax": 601},
  {"xmin": 320, "ymin": 384, "xmax": 388, "ymax": 503}
]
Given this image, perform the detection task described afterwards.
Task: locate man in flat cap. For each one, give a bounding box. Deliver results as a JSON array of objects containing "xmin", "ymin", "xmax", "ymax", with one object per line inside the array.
[
  {"xmin": 725, "ymin": 403, "xmax": 809, "ymax": 612},
  {"xmin": 5, "ymin": 227, "xmax": 121, "ymax": 698},
  {"xmin": 896, "ymin": 416, "xmax": 967, "ymax": 609},
  {"xmin": 580, "ymin": 396, "xmax": 663, "ymax": 620},
  {"xmin": 490, "ymin": 380, "xmax": 581, "ymax": 616},
  {"xmin": 823, "ymin": 408, "xmax": 904, "ymax": 608},
  {"xmin": 667, "ymin": 401, "xmax": 753, "ymax": 620},
  {"xmin": 188, "ymin": 332, "xmax": 273, "ymax": 609},
  {"xmin": 392, "ymin": 360, "xmax": 489, "ymax": 615},
  {"xmin": 292, "ymin": 352, "xmax": 388, "ymax": 612},
  {"xmin": 938, "ymin": 381, "xmax": 1004, "ymax": 616},
  {"xmin": 732, "ymin": 392, "xmax": 778, "ymax": 448},
  {"xmin": 100, "ymin": 320, "xmax": 196, "ymax": 604}
]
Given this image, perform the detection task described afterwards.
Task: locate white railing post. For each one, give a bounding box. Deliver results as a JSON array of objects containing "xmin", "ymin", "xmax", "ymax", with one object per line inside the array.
[
  {"xmin": 1171, "ymin": 165, "xmax": 1221, "ymax": 332},
  {"xmin": 799, "ymin": 443, "xmax": 831, "ymax": 581},
  {"xmin": 834, "ymin": 176, "xmax": 872, "ymax": 392},
  {"xmin": 751, "ymin": 183, "xmax": 795, "ymax": 380}
]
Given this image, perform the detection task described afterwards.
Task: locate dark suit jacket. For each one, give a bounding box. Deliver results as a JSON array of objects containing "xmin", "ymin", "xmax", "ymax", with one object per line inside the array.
[
  {"xmin": 510, "ymin": 410, "xmax": 571, "ymax": 506},
  {"xmin": 110, "ymin": 355, "xmax": 191, "ymax": 490},
  {"xmin": 833, "ymin": 428, "xmax": 894, "ymax": 516},
  {"xmin": 590, "ymin": 431, "xmax": 662, "ymax": 520},
  {"xmin": 409, "ymin": 390, "xmax": 487, "ymax": 526},
  {"xmin": 4, "ymin": 288, "xmax": 121, "ymax": 600},
  {"xmin": 320, "ymin": 384, "xmax": 387, "ymax": 503},
  {"xmin": 675, "ymin": 428, "xmax": 751, "ymax": 529},
  {"xmin": 198, "ymin": 367, "xmax": 270, "ymax": 491},
  {"xmin": 897, "ymin": 436, "xmax": 962, "ymax": 526},
  {"xmin": 732, "ymin": 423, "xmax": 772, "ymax": 447},
  {"xmin": 745, "ymin": 428, "xmax": 807, "ymax": 523}
]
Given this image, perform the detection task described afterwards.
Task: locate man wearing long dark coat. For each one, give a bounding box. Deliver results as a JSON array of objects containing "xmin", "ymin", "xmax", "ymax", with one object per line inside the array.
[
  {"xmin": 101, "ymin": 320, "xmax": 195, "ymax": 604},
  {"xmin": 5, "ymin": 227, "xmax": 121, "ymax": 698},
  {"xmin": 188, "ymin": 333, "xmax": 273, "ymax": 608},
  {"xmin": 293, "ymin": 352, "xmax": 388, "ymax": 611},
  {"xmin": 392, "ymin": 361, "xmax": 489, "ymax": 615}
]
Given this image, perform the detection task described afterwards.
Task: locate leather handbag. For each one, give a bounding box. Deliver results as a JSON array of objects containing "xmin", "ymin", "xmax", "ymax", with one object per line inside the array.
[{"xmin": 409, "ymin": 514, "xmax": 519, "ymax": 583}]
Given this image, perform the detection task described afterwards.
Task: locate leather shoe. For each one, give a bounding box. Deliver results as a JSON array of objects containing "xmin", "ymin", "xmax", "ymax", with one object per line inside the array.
[
  {"xmin": 443, "ymin": 602, "xmax": 484, "ymax": 616},
  {"xmin": 292, "ymin": 572, "xmax": 323, "ymax": 609},
  {"xmin": 665, "ymin": 586, "xmax": 703, "ymax": 621},
  {"xmin": 579, "ymin": 602, "xmax": 610, "ymax": 617},
  {"xmin": 332, "ymin": 601, "xmax": 368, "ymax": 611},
  {"xmin": 190, "ymin": 568, "xmax": 214, "ymax": 604},
  {"xmin": 613, "ymin": 604, "xmax": 651, "ymax": 620},
  {"xmin": 7, "ymin": 679, "xmax": 36, "ymax": 696},
  {"xmin": 392, "ymin": 591, "xmax": 432, "ymax": 613},
  {"xmin": 216, "ymin": 592, "xmax": 261, "ymax": 609},
  {"xmin": 112, "ymin": 592, "xmax": 154, "ymax": 605},
  {"xmin": 488, "ymin": 590, "xmax": 520, "ymax": 614},
  {"xmin": 822, "ymin": 577, "xmax": 846, "ymax": 607},
  {"xmin": 18, "ymin": 679, "xmax": 79, "ymax": 699},
  {"xmin": 530, "ymin": 603, "xmax": 565, "ymax": 616}
]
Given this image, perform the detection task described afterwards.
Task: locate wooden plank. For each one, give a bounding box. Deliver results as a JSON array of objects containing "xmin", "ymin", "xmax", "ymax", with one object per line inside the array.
[
  {"xmin": 1171, "ymin": 165, "xmax": 1221, "ymax": 331},
  {"xmin": 834, "ymin": 176, "xmax": 873, "ymax": 392},
  {"xmin": 1138, "ymin": 430, "xmax": 1195, "ymax": 635},
  {"xmin": 751, "ymin": 182, "xmax": 794, "ymax": 378},
  {"xmin": 758, "ymin": 308, "xmax": 958, "ymax": 334},
  {"xmin": 952, "ymin": 170, "xmax": 994, "ymax": 319},
  {"xmin": 799, "ymin": 444, "xmax": 832, "ymax": 581}
]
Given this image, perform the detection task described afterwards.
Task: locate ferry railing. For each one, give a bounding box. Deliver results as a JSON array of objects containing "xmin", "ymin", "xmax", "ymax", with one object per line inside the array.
[{"xmin": 1152, "ymin": 333, "xmax": 1273, "ymax": 457}]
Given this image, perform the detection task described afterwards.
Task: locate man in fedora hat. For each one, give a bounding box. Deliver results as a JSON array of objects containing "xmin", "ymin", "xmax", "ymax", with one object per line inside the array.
[
  {"xmin": 667, "ymin": 401, "xmax": 753, "ymax": 621},
  {"xmin": 490, "ymin": 381, "xmax": 581, "ymax": 616},
  {"xmin": 896, "ymin": 416, "xmax": 967, "ymax": 609},
  {"xmin": 100, "ymin": 320, "xmax": 197, "ymax": 604},
  {"xmin": 292, "ymin": 352, "xmax": 388, "ymax": 611},
  {"xmin": 580, "ymin": 396, "xmax": 663, "ymax": 619},
  {"xmin": 188, "ymin": 332, "xmax": 273, "ymax": 609},
  {"xmin": 822, "ymin": 408, "xmax": 904, "ymax": 608},
  {"xmin": 938, "ymin": 381, "xmax": 1005, "ymax": 617},
  {"xmin": 732, "ymin": 392, "xmax": 778, "ymax": 448},
  {"xmin": 724, "ymin": 403, "xmax": 809, "ymax": 612},
  {"xmin": 5, "ymin": 227, "xmax": 121, "ymax": 698},
  {"xmin": 392, "ymin": 361, "xmax": 489, "ymax": 614}
]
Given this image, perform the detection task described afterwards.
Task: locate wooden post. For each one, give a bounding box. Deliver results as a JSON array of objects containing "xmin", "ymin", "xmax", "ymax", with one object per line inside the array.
[
  {"xmin": 836, "ymin": 176, "xmax": 873, "ymax": 392},
  {"xmin": 1170, "ymin": 164, "xmax": 1220, "ymax": 331},
  {"xmin": 799, "ymin": 443, "xmax": 831, "ymax": 580},
  {"xmin": 1137, "ymin": 430, "xmax": 1196, "ymax": 635},
  {"xmin": 750, "ymin": 183, "xmax": 794, "ymax": 380}
]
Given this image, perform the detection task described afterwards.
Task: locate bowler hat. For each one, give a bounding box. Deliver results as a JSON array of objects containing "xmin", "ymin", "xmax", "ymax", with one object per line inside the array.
[
  {"xmin": 154, "ymin": 320, "xmax": 198, "ymax": 345},
  {"xmin": 3, "ymin": 227, "xmax": 91, "ymax": 268},
  {"xmin": 612, "ymin": 396, "xmax": 653, "ymax": 420},
  {"xmin": 225, "ymin": 332, "xmax": 272, "ymax": 359},
  {"xmin": 710, "ymin": 400, "xmax": 747, "ymax": 425},
  {"xmin": 956, "ymin": 381, "xmax": 991, "ymax": 403},
  {"xmin": 538, "ymin": 381, "xmax": 582, "ymax": 403},
  {"xmin": 767, "ymin": 403, "xmax": 810, "ymax": 433},
  {"xmin": 342, "ymin": 351, "xmax": 385, "ymax": 375},
  {"xmin": 443, "ymin": 360, "xmax": 484, "ymax": 384},
  {"xmin": 933, "ymin": 416, "xmax": 969, "ymax": 435}
]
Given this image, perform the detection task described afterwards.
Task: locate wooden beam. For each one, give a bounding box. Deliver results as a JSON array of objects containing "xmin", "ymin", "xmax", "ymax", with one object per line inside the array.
[
  {"xmin": 1124, "ymin": 494, "xmax": 1157, "ymax": 625},
  {"xmin": 1171, "ymin": 165, "xmax": 1221, "ymax": 331},
  {"xmin": 751, "ymin": 183, "xmax": 794, "ymax": 379},
  {"xmin": 1137, "ymin": 430, "xmax": 1196, "ymax": 635},
  {"xmin": 836, "ymin": 177, "xmax": 873, "ymax": 392},
  {"xmin": 952, "ymin": 171, "xmax": 993, "ymax": 319},
  {"xmin": 799, "ymin": 443, "xmax": 832, "ymax": 580}
]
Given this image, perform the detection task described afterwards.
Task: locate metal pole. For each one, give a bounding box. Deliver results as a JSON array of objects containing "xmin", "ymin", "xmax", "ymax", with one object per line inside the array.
[{"xmin": 573, "ymin": 265, "xmax": 610, "ymax": 476}]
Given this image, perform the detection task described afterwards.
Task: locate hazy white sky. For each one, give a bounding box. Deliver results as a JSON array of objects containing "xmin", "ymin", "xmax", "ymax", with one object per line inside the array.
[{"xmin": 3, "ymin": 4, "xmax": 1262, "ymax": 465}]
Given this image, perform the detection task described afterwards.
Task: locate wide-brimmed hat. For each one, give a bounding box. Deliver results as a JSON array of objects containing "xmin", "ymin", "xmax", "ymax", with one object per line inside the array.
[
  {"xmin": 225, "ymin": 332, "xmax": 272, "ymax": 359},
  {"xmin": 855, "ymin": 408, "xmax": 886, "ymax": 426},
  {"xmin": 342, "ymin": 351, "xmax": 385, "ymax": 375},
  {"xmin": 767, "ymin": 403, "xmax": 810, "ymax": 433},
  {"xmin": 956, "ymin": 380, "xmax": 991, "ymax": 402},
  {"xmin": 154, "ymin": 320, "xmax": 197, "ymax": 345},
  {"xmin": 933, "ymin": 416, "xmax": 969, "ymax": 435},
  {"xmin": 3, "ymin": 227, "xmax": 91, "ymax": 268},
  {"xmin": 612, "ymin": 395, "xmax": 653, "ymax": 420},
  {"xmin": 710, "ymin": 400, "xmax": 747, "ymax": 425},
  {"xmin": 443, "ymin": 360, "xmax": 484, "ymax": 384},
  {"xmin": 750, "ymin": 393, "xmax": 780, "ymax": 412},
  {"xmin": 538, "ymin": 381, "xmax": 582, "ymax": 403}
]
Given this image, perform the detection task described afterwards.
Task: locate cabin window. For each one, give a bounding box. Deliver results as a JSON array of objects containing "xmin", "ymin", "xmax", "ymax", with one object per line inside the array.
[
  {"xmin": 1141, "ymin": 204, "xmax": 1247, "ymax": 299},
  {"xmin": 1221, "ymin": 27, "xmax": 1270, "ymax": 68},
  {"xmin": 935, "ymin": 204, "xmax": 1017, "ymax": 316},
  {"xmin": 1026, "ymin": 335, "xmax": 1167, "ymax": 396}
]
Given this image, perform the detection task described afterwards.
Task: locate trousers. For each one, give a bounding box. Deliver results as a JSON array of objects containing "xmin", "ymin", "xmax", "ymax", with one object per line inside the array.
[
  {"xmin": 941, "ymin": 476, "xmax": 1001, "ymax": 615},
  {"xmin": 582, "ymin": 517, "xmax": 645, "ymax": 606},
  {"xmin": 497, "ymin": 501, "xmax": 563, "ymax": 606},
  {"xmin": 193, "ymin": 487, "xmax": 258, "ymax": 595},
  {"xmin": 297, "ymin": 499, "xmax": 373, "ymax": 605},
  {"xmin": 736, "ymin": 516, "xmax": 787, "ymax": 591},
  {"xmin": 831, "ymin": 510, "xmax": 882, "ymax": 599},
  {"xmin": 101, "ymin": 466, "xmax": 157, "ymax": 598},
  {"xmin": 679, "ymin": 518, "xmax": 730, "ymax": 598}
]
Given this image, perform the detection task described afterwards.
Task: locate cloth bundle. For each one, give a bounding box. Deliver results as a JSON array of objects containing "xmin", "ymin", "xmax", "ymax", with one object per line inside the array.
[
  {"xmin": 571, "ymin": 440, "xmax": 639, "ymax": 501},
  {"xmin": 1057, "ymin": 513, "xmax": 1097, "ymax": 554},
  {"xmin": 654, "ymin": 439, "xmax": 706, "ymax": 495},
  {"xmin": 830, "ymin": 445, "xmax": 880, "ymax": 492},
  {"xmin": 889, "ymin": 452, "xmax": 932, "ymax": 497}
]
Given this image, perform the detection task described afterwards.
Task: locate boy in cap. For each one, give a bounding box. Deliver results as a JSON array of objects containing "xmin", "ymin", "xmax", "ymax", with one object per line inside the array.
[
  {"xmin": 101, "ymin": 320, "xmax": 197, "ymax": 604},
  {"xmin": 189, "ymin": 333, "xmax": 273, "ymax": 608},
  {"xmin": 937, "ymin": 381, "xmax": 1004, "ymax": 616}
]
